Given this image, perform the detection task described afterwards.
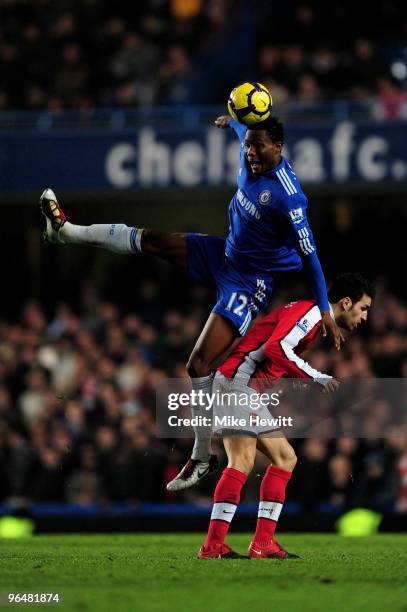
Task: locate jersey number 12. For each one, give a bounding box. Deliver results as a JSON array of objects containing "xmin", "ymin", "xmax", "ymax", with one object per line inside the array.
[{"xmin": 226, "ymin": 292, "xmax": 248, "ymax": 316}]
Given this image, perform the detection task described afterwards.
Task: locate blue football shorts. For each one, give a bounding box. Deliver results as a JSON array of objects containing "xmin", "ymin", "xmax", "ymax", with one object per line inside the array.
[{"xmin": 187, "ymin": 233, "xmax": 275, "ymax": 336}]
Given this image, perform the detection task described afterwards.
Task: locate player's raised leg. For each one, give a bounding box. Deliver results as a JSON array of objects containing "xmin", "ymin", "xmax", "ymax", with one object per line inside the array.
[
  {"xmin": 166, "ymin": 313, "xmax": 239, "ymax": 491},
  {"xmin": 198, "ymin": 435, "xmax": 256, "ymax": 559},
  {"xmin": 40, "ymin": 188, "xmax": 137, "ymax": 252},
  {"xmin": 248, "ymin": 436, "xmax": 299, "ymax": 559},
  {"xmin": 39, "ymin": 188, "xmax": 188, "ymax": 265},
  {"xmin": 39, "ymin": 189, "xmax": 246, "ymax": 491}
]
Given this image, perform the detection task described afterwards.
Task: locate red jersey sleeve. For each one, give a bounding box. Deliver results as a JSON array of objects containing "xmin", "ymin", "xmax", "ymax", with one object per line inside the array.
[{"xmin": 262, "ymin": 301, "xmax": 332, "ymax": 383}]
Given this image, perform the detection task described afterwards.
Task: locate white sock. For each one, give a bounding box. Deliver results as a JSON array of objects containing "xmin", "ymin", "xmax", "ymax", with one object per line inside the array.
[
  {"xmin": 191, "ymin": 374, "xmax": 213, "ymax": 462},
  {"xmin": 60, "ymin": 222, "xmax": 144, "ymax": 254}
]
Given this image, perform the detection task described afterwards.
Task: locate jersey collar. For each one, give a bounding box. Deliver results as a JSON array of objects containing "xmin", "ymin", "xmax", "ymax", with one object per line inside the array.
[{"xmin": 264, "ymin": 156, "xmax": 286, "ymax": 177}]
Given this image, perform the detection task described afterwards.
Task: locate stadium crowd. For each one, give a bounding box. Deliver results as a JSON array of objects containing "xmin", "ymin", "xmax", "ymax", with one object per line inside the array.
[
  {"xmin": 0, "ymin": 276, "xmax": 406, "ymax": 513},
  {"xmin": 0, "ymin": 0, "xmax": 406, "ymax": 116}
]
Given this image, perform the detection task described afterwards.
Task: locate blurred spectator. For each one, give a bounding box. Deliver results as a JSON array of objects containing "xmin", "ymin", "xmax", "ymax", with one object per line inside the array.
[
  {"xmin": 280, "ymin": 46, "xmax": 309, "ymax": 95},
  {"xmin": 310, "ymin": 46, "xmax": 346, "ymax": 96},
  {"xmin": 296, "ymin": 73, "xmax": 322, "ymax": 103},
  {"xmin": 349, "ymin": 39, "xmax": 387, "ymax": 96},
  {"xmin": 326, "ymin": 454, "xmax": 354, "ymax": 508},
  {"xmin": 386, "ymin": 436, "xmax": 407, "ymax": 513},
  {"xmin": 396, "ymin": 444, "xmax": 407, "ymax": 512},
  {"xmin": 157, "ymin": 44, "xmax": 193, "ymax": 104},
  {"xmin": 373, "ymin": 77, "xmax": 407, "ymax": 119},
  {"xmin": 109, "ymin": 32, "xmax": 159, "ymax": 106},
  {"xmin": 290, "ymin": 439, "xmax": 329, "ymax": 510},
  {"xmin": 19, "ymin": 368, "xmax": 48, "ymax": 425},
  {"xmin": 30, "ymin": 447, "xmax": 66, "ymax": 502},
  {"xmin": 65, "ymin": 445, "xmax": 104, "ymax": 506},
  {"xmin": 53, "ymin": 43, "xmax": 89, "ymax": 107}
]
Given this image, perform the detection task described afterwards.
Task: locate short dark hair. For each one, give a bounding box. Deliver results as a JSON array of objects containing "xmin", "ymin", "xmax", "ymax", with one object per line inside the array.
[
  {"xmin": 248, "ymin": 116, "xmax": 284, "ymax": 144},
  {"xmin": 328, "ymin": 272, "xmax": 375, "ymax": 304}
]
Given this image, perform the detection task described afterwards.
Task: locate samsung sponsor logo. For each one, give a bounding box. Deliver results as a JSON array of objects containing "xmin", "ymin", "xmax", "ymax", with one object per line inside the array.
[{"xmin": 236, "ymin": 189, "xmax": 261, "ymax": 219}]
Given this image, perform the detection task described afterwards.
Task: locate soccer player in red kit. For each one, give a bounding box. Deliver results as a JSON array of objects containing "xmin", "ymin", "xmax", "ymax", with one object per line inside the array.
[{"xmin": 198, "ymin": 272, "xmax": 374, "ymax": 559}]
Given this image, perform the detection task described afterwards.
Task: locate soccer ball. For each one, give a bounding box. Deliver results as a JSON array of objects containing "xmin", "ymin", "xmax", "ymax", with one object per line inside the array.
[{"xmin": 228, "ymin": 82, "xmax": 273, "ymax": 125}]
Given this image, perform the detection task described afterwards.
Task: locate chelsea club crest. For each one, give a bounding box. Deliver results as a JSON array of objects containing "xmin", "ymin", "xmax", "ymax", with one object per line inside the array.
[{"xmin": 259, "ymin": 190, "xmax": 271, "ymax": 205}]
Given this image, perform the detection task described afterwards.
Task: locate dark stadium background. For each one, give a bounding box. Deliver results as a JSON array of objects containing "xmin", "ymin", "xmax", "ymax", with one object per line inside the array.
[{"xmin": 0, "ymin": 0, "xmax": 406, "ymax": 533}]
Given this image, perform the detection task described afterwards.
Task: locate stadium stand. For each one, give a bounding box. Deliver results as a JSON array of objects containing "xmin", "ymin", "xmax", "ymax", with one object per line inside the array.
[{"xmin": 0, "ymin": 0, "xmax": 406, "ymax": 112}]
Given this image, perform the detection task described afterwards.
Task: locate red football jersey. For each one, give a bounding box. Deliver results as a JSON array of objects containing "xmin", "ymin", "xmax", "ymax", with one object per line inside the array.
[{"xmin": 218, "ymin": 300, "xmax": 332, "ymax": 385}]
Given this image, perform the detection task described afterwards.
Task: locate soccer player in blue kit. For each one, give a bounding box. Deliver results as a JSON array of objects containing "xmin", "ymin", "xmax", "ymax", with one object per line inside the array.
[{"xmin": 40, "ymin": 114, "xmax": 343, "ymax": 491}]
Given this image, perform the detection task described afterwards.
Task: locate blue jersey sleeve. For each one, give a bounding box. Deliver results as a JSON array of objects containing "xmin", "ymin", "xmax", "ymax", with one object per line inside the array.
[
  {"xmin": 229, "ymin": 118, "xmax": 247, "ymax": 144},
  {"xmin": 301, "ymin": 251, "xmax": 330, "ymax": 312},
  {"xmin": 282, "ymin": 197, "xmax": 330, "ymax": 311}
]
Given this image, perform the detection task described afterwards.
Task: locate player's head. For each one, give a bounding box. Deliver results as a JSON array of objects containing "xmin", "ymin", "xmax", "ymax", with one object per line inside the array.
[
  {"xmin": 244, "ymin": 117, "xmax": 284, "ymax": 175},
  {"xmin": 328, "ymin": 272, "xmax": 375, "ymax": 332}
]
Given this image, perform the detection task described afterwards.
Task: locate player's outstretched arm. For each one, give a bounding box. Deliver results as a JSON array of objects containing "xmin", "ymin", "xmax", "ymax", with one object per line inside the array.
[
  {"xmin": 214, "ymin": 115, "xmax": 231, "ymax": 128},
  {"xmin": 303, "ymin": 258, "xmax": 345, "ymax": 351},
  {"xmin": 263, "ymin": 308, "xmax": 340, "ymax": 393},
  {"xmin": 301, "ymin": 252, "xmax": 345, "ymax": 351},
  {"xmin": 215, "ymin": 115, "xmax": 247, "ymax": 143},
  {"xmin": 320, "ymin": 310, "xmax": 344, "ymax": 350},
  {"xmin": 287, "ymin": 211, "xmax": 344, "ymax": 350}
]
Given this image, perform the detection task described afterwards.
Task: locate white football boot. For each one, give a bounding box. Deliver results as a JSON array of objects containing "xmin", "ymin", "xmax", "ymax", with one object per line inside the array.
[
  {"xmin": 166, "ymin": 455, "xmax": 219, "ymax": 491},
  {"xmin": 39, "ymin": 188, "xmax": 67, "ymax": 244}
]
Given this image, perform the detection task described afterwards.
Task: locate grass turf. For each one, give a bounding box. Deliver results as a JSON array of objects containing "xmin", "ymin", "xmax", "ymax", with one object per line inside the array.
[{"xmin": 0, "ymin": 534, "xmax": 406, "ymax": 612}]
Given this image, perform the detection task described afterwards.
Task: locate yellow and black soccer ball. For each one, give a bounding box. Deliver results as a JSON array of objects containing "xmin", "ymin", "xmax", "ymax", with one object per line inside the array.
[{"xmin": 228, "ymin": 82, "xmax": 273, "ymax": 125}]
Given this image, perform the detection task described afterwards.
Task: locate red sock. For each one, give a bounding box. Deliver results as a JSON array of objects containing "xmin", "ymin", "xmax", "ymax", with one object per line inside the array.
[
  {"xmin": 204, "ymin": 467, "xmax": 247, "ymax": 547},
  {"xmin": 253, "ymin": 465, "xmax": 291, "ymax": 546}
]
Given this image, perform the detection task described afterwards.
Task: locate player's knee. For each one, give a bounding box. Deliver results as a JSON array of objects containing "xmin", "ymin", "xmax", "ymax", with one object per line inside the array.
[
  {"xmin": 140, "ymin": 229, "xmax": 161, "ymax": 254},
  {"xmin": 228, "ymin": 449, "xmax": 255, "ymax": 474},
  {"xmin": 141, "ymin": 230, "xmax": 187, "ymax": 266},
  {"xmin": 287, "ymin": 450, "xmax": 297, "ymax": 471},
  {"xmin": 275, "ymin": 447, "xmax": 297, "ymax": 472}
]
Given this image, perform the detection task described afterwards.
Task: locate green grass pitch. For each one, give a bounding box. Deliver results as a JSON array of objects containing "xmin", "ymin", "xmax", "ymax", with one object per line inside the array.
[{"xmin": 0, "ymin": 534, "xmax": 406, "ymax": 611}]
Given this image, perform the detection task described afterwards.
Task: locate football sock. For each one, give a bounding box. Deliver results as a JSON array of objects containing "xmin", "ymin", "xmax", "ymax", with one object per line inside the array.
[
  {"xmin": 191, "ymin": 374, "xmax": 214, "ymax": 462},
  {"xmin": 204, "ymin": 467, "xmax": 247, "ymax": 547},
  {"xmin": 253, "ymin": 465, "xmax": 292, "ymax": 546},
  {"xmin": 60, "ymin": 222, "xmax": 144, "ymax": 254}
]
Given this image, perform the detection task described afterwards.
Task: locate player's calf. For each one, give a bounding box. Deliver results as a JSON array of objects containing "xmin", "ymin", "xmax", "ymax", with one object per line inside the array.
[
  {"xmin": 250, "ymin": 464, "xmax": 298, "ymax": 556},
  {"xmin": 39, "ymin": 187, "xmax": 143, "ymax": 254},
  {"xmin": 197, "ymin": 466, "xmax": 248, "ymax": 558}
]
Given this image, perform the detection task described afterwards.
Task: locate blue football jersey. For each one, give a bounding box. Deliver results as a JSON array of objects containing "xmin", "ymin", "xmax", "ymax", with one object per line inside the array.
[{"xmin": 225, "ymin": 119, "xmax": 316, "ymax": 276}]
